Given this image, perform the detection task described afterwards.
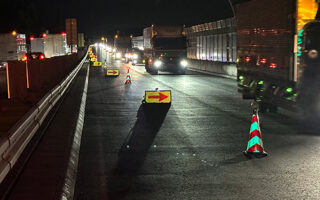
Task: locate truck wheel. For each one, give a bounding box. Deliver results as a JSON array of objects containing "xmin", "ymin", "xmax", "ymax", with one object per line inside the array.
[
  {"xmin": 151, "ymin": 69, "xmax": 158, "ymax": 75},
  {"xmin": 242, "ymin": 93, "xmax": 254, "ymax": 99},
  {"xmin": 269, "ymin": 104, "xmax": 278, "ymax": 113}
]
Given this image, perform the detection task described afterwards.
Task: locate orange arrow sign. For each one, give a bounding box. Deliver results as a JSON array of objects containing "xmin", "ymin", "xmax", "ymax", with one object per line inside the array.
[
  {"xmin": 145, "ymin": 90, "xmax": 171, "ymax": 103},
  {"xmin": 106, "ymin": 69, "xmax": 119, "ymax": 76},
  {"xmin": 148, "ymin": 92, "xmax": 168, "ymax": 102}
]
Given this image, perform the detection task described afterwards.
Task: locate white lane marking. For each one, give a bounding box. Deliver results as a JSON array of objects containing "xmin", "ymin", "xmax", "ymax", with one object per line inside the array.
[{"xmin": 60, "ymin": 64, "xmax": 89, "ymax": 200}]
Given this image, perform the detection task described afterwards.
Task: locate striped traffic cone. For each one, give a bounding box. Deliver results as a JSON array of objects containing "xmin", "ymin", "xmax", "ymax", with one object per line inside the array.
[
  {"xmin": 125, "ymin": 69, "xmax": 131, "ymax": 84},
  {"xmin": 243, "ymin": 103, "xmax": 267, "ymax": 158}
]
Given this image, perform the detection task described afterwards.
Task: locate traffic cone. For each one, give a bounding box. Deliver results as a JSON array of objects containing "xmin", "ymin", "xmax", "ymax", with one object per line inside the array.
[
  {"xmin": 243, "ymin": 103, "xmax": 267, "ymax": 158},
  {"xmin": 125, "ymin": 69, "xmax": 131, "ymax": 84}
]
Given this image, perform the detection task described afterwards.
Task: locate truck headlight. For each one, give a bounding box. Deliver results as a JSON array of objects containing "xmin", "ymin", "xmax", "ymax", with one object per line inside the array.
[
  {"xmin": 116, "ymin": 52, "xmax": 122, "ymax": 59},
  {"xmin": 154, "ymin": 60, "xmax": 162, "ymax": 68},
  {"xmin": 180, "ymin": 60, "xmax": 188, "ymax": 67},
  {"xmin": 133, "ymin": 54, "xmax": 138, "ymax": 59}
]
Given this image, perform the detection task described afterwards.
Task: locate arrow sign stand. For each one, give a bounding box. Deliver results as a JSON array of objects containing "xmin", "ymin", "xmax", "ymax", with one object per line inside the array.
[{"xmin": 145, "ymin": 90, "xmax": 171, "ymax": 104}]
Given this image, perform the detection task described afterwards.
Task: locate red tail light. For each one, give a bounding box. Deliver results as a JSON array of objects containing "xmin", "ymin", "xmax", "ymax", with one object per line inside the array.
[
  {"xmin": 22, "ymin": 55, "xmax": 27, "ymax": 62},
  {"xmin": 270, "ymin": 63, "xmax": 277, "ymax": 68},
  {"xmin": 61, "ymin": 32, "xmax": 66, "ymax": 36},
  {"xmin": 42, "ymin": 33, "xmax": 47, "ymax": 37},
  {"xmin": 148, "ymin": 58, "xmax": 153, "ymax": 65},
  {"xmin": 40, "ymin": 54, "xmax": 45, "ymax": 60},
  {"xmin": 30, "ymin": 36, "xmax": 34, "ymax": 41},
  {"xmin": 245, "ymin": 56, "xmax": 251, "ymax": 63},
  {"xmin": 260, "ymin": 58, "xmax": 267, "ymax": 64}
]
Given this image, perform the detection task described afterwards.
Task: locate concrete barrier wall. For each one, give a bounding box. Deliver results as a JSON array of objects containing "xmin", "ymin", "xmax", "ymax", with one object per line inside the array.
[
  {"xmin": 0, "ymin": 71, "xmax": 7, "ymax": 97},
  {"xmin": 6, "ymin": 53, "xmax": 85, "ymax": 101},
  {"xmin": 187, "ymin": 59, "xmax": 237, "ymax": 78},
  {"xmin": 6, "ymin": 61, "xmax": 28, "ymax": 100}
]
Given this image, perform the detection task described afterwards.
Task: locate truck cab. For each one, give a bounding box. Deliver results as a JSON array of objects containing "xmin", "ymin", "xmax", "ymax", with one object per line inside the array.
[{"xmin": 144, "ymin": 26, "xmax": 188, "ymax": 74}]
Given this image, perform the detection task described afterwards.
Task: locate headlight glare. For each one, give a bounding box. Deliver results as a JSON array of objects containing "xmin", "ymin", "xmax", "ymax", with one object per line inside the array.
[
  {"xmin": 154, "ymin": 60, "xmax": 162, "ymax": 67},
  {"xmin": 181, "ymin": 60, "xmax": 188, "ymax": 67}
]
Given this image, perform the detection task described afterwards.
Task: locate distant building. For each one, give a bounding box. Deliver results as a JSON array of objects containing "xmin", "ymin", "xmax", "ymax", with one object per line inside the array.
[
  {"xmin": 78, "ymin": 33, "xmax": 85, "ymax": 48},
  {"xmin": 65, "ymin": 18, "xmax": 78, "ymax": 53},
  {"xmin": 0, "ymin": 33, "xmax": 27, "ymax": 61}
]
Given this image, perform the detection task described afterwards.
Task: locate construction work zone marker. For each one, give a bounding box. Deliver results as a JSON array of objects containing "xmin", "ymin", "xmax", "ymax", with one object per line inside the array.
[
  {"xmin": 93, "ymin": 62, "xmax": 102, "ymax": 67},
  {"xmin": 145, "ymin": 90, "xmax": 171, "ymax": 104},
  {"xmin": 125, "ymin": 69, "xmax": 131, "ymax": 84},
  {"xmin": 243, "ymin": 103, "xmax": 267, "ymax": 158},
  {"xmin": 90, "ymin": 57, "xmax": 96, "ymax": 62},
  {"xmin": 106, "ymin": 69, "xmax": 119, "ymax": 76}
]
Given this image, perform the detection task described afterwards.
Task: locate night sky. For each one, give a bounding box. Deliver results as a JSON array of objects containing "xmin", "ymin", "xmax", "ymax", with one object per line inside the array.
[{"xmin": 1, "ymin": 0, "xmax": 246, "ymax": 39}]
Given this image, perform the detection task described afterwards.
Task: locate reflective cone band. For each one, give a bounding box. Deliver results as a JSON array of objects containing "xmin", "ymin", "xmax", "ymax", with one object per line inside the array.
[
  {"xmin": 125, "ymin": 69, "xmax": 131, "ymax": 84},
  {"xmin": 244, "ymin": 110, "xmax": 267, "ymax": 158}
]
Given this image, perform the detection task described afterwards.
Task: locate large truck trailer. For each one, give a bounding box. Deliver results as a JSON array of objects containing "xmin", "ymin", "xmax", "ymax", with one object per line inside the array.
[
  {"xmin": 236, "ymin": 0, "xmax": 320, "ymax": 116},
  {"xmin": 31, "ymin": 34, "xmax": 68, "ymax": 58},
  {"xmin": 143, "ymin": 25, "xmax": 188, "ymax": 74}
]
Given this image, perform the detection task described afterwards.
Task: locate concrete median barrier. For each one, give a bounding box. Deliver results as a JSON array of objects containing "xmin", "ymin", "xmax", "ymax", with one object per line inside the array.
[
  {"xmin": 0, "ymin": 70, "xmax": 7, "ymax": 97},
  {"xmin": 0, "ymin": 50, "xmax": 88, "ymax": 185},
  {"xmin": 6, "ymin": 61, "xmax": 28, "ymax": 100},
  {"xmin": 187, "ymin": 59, "xmax": 237, "ymax": 78},
  {"xmin": 6, "ymin": 54, "xmax": 84, "ymax": 101}
]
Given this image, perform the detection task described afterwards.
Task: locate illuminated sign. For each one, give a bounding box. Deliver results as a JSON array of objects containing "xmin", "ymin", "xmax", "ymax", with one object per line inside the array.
[
  {"xmin": 106, "ymin": 69, "xmax": 119, "ymax": 76},
  {"xmin": 297, "ymin": 0, "xmax": 318, "ymax": 31},
  {"xmin": 93, "ymin": 62, "xmax": 102, "ymax": 66},
  {"xmin": 145, "ymin": 90, "xmax": 171, "ymax": 104}
]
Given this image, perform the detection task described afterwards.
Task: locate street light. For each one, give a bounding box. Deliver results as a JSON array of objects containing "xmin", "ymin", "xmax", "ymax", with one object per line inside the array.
[
  {"xmin": 101, "ymin": 36, "xmax": 106, "ymax": 41},
  {"xmin": 114, "ymin": 34, "xmax": 119, "ymax": 39},
  {"xmin": 11, "ymin": 30, "xmax": 17, "ymax": 36},
  {"xmin": 130, "ymin": 34, "xmax": 133, "ymax": 39}
]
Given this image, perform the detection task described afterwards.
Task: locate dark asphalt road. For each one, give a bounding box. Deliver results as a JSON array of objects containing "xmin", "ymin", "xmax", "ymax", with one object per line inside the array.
[
  {"xmin": 73, "ymin": 48, "xmax": 320, "ymax": 199},
  {"xmin": 5, "ymin": 47, "xmax": 320, "ymax": 200}
]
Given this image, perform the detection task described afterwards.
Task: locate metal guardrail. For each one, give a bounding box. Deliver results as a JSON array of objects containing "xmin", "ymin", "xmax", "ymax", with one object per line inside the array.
[{"xmin": 0, "ymin": 51, "xmax": 88, "ymax": 184}]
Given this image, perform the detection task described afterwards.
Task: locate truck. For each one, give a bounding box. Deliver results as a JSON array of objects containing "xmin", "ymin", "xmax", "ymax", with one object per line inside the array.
[
  {"xmin": 31, "ymin": 33, "xmax": 68, "ymax": 58},
  {"xmin": 0, "ymin": 33, "xmax": 27, "ymax": 64},
  {"xmin": 143, "ymin": 25, "xmax": 188, "ymax": 74},
  {"xmin": 235, "ymin": 0, "xmax": 320, "ymax": 118}
]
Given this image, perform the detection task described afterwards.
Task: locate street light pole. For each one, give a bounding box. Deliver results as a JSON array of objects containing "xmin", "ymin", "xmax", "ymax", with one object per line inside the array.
[{"xmin": 228, "ymin": 0, "xmax": 235, "ymax": 17}]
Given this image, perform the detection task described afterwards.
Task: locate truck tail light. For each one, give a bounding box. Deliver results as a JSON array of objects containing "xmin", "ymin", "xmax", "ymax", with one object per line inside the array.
[
  {"xmin": 260, "ymin": 58, "xmax": 267, "ymax": 64},
  {"xmin": 22, "ymin": 55, "xmax": 27, "ymax": 62},
  {"xmin": 148, "ymin": 58, "xmax": 153, "ymax": 65},
  {"xmin": 40, "ymin": 54, "xmax": 45, "ymax": 60},
  {"xmin": 270, "ymin": 63, "xmax": 277, "ymax": 68}
]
